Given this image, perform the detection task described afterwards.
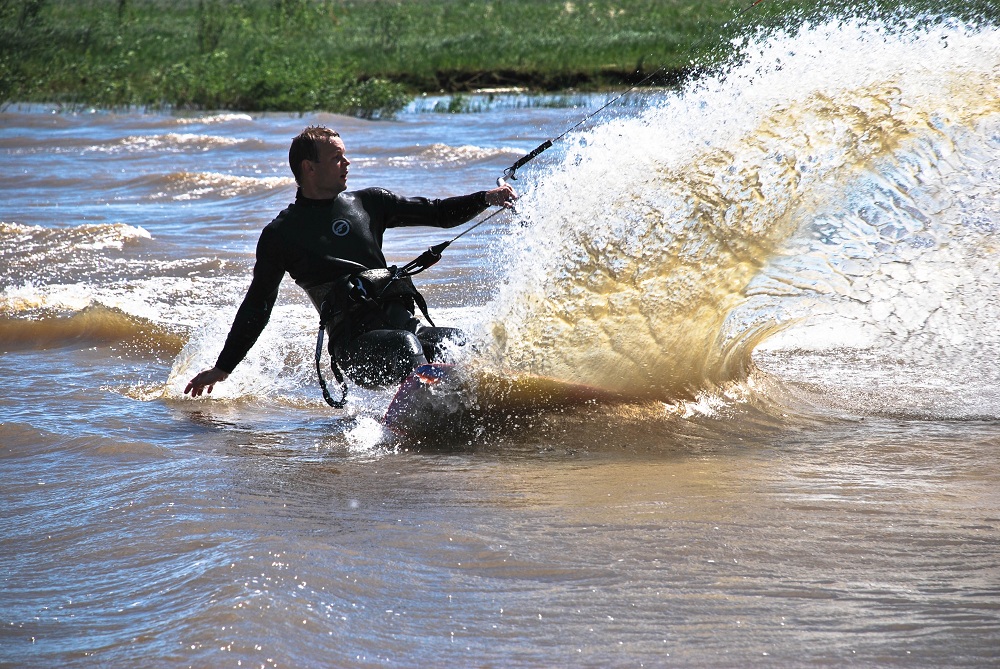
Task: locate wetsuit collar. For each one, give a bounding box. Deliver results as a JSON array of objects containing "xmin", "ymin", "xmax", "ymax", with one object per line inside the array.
[{"xmin": 295, "ymin": 187, "xmax": 338, "ymax": 207}]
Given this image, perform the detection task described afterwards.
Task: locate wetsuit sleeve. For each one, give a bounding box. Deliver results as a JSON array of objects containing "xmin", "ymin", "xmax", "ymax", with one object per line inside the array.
[
  {"xmin": 376, "ymin": 189, "xmax": 491, "ymax": 229},
  {"xmin": 214, "ymin": 228, "xmax": 285, "ymax": 374}
]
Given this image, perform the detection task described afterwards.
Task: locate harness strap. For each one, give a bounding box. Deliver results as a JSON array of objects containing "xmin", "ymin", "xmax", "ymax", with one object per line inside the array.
[
  {"xmin": 379, "ymin": 265, "xmax": 436, "ymax": 328},
  {"xmin": 411, "ymin": 290, "xmax": 435, "ymax": 328},
  {"xmin": 315, "ymin": 301, "xmax": 348, "ymax": 408}
]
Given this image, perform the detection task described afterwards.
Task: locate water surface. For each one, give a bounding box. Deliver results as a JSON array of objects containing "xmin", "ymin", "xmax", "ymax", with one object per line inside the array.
[{"xmin": 2, "ymin": 14, "xmax": 999, "ymax": 669}]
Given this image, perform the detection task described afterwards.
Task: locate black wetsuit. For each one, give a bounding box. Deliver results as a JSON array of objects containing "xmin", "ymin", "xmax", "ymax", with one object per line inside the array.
[{"xmin": 215, "ymin": 187, "xmax": 490, "ymax": 386}]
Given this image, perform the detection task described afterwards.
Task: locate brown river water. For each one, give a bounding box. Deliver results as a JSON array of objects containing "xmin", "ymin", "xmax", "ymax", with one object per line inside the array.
[{"xmin": 2, "ymin": 16, "xmax": 999, "ymax": 669}]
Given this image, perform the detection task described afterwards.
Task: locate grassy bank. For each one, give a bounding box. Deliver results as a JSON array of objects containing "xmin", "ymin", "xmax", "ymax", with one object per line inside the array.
[{"xmin": 1, "ymin": 0, "xmax": 993, "ymax": 117}]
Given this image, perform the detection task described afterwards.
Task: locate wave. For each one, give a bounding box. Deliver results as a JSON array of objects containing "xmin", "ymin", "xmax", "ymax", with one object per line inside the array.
[
  {"xmin": 0, "ymin": 303, "xmax": 185, "ymax": 355},
  {"xmin": 173, "ymin": 112, "xmax": 255, "ymax": 125},
  {"xmin": 0, "ymin": 220, "xmax": 150, "ymax": 250},
  {"xmin": 382, "ymin": 143, "xmax": 523, "ymax": 168},
  {"xmin": 473, "ymin": 15, "xmax": 1000, "ymax": 413},
  {"xmin": 105, "ymin": 132, "xmax": 255, "ymax": 153},
  {"xmin": 145, "ymin": 12, "xmax": 1000, "ymax": 423},
  {"xmin": 147, "ymin": 171, "xmax": 294, "ymax": 200},
  {"xmin": 0, "ymin": 222, "xmax": 153, "ymax": 288},
  {"xmin": 1, "ymin": 131, "xmax": 266, "ymax": 156},
  {"xmin": 91, "ymin": 132, "xmax": 248, "ymax": 155}
]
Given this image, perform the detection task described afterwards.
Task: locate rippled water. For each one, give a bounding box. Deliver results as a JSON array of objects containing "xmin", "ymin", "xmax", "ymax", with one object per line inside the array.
[{"xmin": 2, "ymin": 14, "xmax": 1000, "ymax": 669}]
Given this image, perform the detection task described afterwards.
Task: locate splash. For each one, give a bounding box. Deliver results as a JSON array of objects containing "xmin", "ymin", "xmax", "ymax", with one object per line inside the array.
[{"xmin": 477, "ymin": 14, "xmax": 1000, "ymax": 405}]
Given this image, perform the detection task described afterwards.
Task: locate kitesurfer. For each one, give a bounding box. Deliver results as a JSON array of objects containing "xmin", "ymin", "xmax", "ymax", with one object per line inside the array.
[{"xmin": 184, "ymin": 125, "xmax": 516, "ymax": 398}]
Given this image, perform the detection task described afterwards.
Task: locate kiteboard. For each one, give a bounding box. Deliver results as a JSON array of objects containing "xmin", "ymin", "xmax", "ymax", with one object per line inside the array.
[{"xmin": 382, "ymin": 363, "xmax": 623, "ymax": 440}]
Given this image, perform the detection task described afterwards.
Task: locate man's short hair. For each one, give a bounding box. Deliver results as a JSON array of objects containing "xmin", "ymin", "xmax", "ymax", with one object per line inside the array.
[{"xmin": 289, "ymin": 126, "xmax": 340, "ymax": 184}]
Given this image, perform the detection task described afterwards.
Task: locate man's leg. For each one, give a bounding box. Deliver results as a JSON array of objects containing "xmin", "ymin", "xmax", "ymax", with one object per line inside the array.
[
  {"xmin": 384, "ymin": 298, "xmax": 466, "ymax": 363},
  {"xmin": 337, "ymin": 329, "xmax": 427, "ymax": 388}
]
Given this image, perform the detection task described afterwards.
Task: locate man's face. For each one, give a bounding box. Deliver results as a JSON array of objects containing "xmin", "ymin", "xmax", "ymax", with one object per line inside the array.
[{"xmin": 307, "ymin": 137, "xmax": 351, "ymax": 197}]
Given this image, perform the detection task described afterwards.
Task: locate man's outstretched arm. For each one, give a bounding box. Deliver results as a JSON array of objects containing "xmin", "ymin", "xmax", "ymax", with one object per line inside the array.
[{"xmin": 184, "ymin": 229, "xmax": 285, "ymax": 398}]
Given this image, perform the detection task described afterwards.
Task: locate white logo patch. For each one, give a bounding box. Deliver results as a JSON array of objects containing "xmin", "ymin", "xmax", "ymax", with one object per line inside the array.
[{"xmin": 331, "ymin": 219, "xmax": 351, "ymax": 237}]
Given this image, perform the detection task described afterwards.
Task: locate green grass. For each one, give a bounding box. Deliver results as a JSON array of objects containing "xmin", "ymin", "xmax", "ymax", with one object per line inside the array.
[{"xmin": 1, "ymin": 0, "xmax": 994, "ymax": 117}]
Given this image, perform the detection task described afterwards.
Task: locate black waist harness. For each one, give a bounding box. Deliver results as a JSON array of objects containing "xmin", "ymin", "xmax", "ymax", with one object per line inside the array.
[
  {"xmin": 305, "ymin": 267, "xmax": 436, "ymax": 407},
  {"xmin": 306, "ymin": 268, "xmax": 434, "ymax": 341}
]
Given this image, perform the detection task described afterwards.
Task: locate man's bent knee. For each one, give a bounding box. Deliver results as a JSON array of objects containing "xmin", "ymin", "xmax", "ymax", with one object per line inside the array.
[{"xmin": 338, "ymin": 329, "xmax": 427, "ymax": 388}]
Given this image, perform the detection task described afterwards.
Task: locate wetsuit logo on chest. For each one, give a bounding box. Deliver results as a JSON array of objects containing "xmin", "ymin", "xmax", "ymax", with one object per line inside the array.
[{"xmin": 331, "ymin": 218, "xmax": 351, "ymax": 237}]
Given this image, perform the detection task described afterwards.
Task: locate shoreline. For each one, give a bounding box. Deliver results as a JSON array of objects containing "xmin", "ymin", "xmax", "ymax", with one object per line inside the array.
[
  {"xmin": 0, "ymin": 0, "xmax": 789, "ymax": 117},
  {"xmin": 373, "ymin": 64, "xmax": 695, "ymax": 95},
  {"xmin": 1, "ymin": 0, "xmax": 989, "ymax": 117}
]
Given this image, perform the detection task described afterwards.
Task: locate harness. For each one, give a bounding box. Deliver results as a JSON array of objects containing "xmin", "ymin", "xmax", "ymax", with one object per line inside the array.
[{"xmin": 309, "ymin": 259, "xmax": 441, "ymax": 408}]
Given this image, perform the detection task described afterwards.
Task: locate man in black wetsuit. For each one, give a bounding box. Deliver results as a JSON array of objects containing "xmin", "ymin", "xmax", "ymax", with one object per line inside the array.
[{"xmin": 185, "ymin": 125, "xmax": 516, "ymax": 399}]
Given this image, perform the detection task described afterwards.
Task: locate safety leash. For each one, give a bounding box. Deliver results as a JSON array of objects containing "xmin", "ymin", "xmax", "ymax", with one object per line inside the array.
[{"xmin": 315, "ymin": 299, "xmax": 349, "ymax": 408}]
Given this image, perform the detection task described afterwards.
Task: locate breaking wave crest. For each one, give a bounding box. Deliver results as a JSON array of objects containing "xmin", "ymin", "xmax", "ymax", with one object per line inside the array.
[
  {"xmin": 383, "ymin": 143, "xmax": 523, "ymax": 168},
  {"xmin": 0, "ymin": 222, "xmax": 152, "ymax": 288},
  {"xmin": 149, "ymin": 171, "xmax": 293, "ymax": 200},
  {"xmin": 0, "ymin": 304, "xmax": 184, "ymax": 355}
]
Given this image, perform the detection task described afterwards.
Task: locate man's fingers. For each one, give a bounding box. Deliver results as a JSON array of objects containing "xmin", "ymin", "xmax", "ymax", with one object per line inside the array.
[
  {"xmin": 185, "ymin": 368, "xmax": 227, "ymax": 398},
  {"xmin": 488, "ymin": 184, "xmax": 517, "ymax": 207},
  {"xmin": 184, "ymin": 376, "xmax": 209, "ymax": 397}
]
